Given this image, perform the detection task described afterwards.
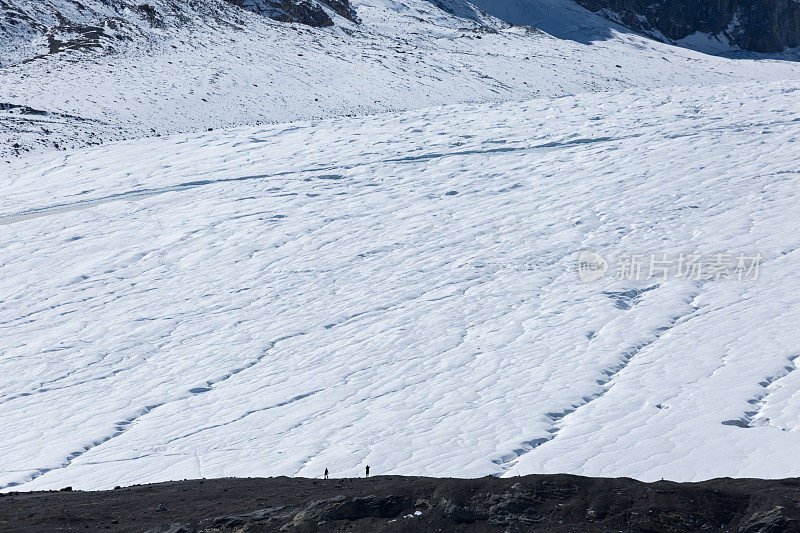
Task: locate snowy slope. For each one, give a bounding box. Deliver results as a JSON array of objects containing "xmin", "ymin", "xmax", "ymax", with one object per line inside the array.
[
  {"xmin": 3, "ymin": 0, "xmax": 800, "ymax": 158},
  {"xmin": 2, "ymin": 79, "xmax": 800, "ymax": 491}
]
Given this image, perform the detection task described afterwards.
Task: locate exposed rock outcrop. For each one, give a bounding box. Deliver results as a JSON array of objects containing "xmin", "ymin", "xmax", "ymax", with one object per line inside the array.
[
  {"xmin": 226, "ymin": 0, "xmax": 359, "ymax": 28},
  {"xmin": 576, "ymin": 0, "xmax": 800, "ymax": 53}
]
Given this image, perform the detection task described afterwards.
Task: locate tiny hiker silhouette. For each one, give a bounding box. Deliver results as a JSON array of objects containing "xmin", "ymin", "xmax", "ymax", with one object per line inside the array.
[
  {"xmin": 324, "ymin": 468, "xmax": 329, "ymax": 479},
  {"xmin": 365, "ymin": 465, "xmax": 370, "ymax": 477}
]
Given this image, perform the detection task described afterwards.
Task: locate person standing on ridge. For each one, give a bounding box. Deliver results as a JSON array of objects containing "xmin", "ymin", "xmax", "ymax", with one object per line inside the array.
[
  {"xmin": 365, "ymin": 465, "xmax": 370, "ymax": 477},
  {"xmin": 324, "ymin": 468, "xmax": 329, "ymax": 479}
]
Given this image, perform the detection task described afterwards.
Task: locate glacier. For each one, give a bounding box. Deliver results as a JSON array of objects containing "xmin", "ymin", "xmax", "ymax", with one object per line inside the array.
[{"xmin": 2, "ymin": 78, "xmax": 800, "ymax": 491}]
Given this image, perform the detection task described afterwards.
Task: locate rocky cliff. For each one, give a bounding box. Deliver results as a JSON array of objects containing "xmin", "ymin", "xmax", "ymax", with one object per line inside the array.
[{"xmin": 576, "ymin": 0, "xmax": 800, "ymax": 53}]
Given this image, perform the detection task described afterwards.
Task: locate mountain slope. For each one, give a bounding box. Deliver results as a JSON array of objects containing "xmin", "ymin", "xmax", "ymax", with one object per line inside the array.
[
  {"xmin": 2, "ymin": 0, "xmax": 800, "ymax": 159},
  {"xmin": 471, "ymin": 0, "xmax": 800, "ymax": 54},
  {"xmin": 0, "ymin": 0, "xmax": 360, "ymax": 68},
  {"xmin": 578, "ymin": 0, "xmax": 800, "ymax": 53}
]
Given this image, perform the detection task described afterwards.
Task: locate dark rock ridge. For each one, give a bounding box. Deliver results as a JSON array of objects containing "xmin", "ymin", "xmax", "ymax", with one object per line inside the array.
[
  {"xmin": 576, "ymin": 0, "xmax": 800, "ymax": 53},
  {"xmin": 1, "ymin": 474, "xmax": 800, "ymax": 532},
  {"xmin": 225, "ymin": 0, "xmax": 359, "ymax": 27}
]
